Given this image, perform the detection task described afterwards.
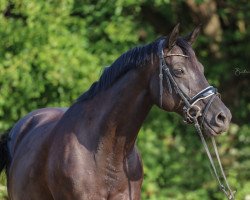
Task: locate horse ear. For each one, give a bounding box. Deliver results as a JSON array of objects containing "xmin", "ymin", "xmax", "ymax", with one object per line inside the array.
[
  {"xmin": 185, "ymin": 24, "xmax": 201, "ymax": 45},
  {"xmin": 167, "ymin": 23, "xmax": 180, "ymax": 48}
]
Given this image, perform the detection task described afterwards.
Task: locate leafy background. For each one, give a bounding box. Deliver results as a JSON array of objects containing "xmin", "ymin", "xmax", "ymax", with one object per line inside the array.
[{"xmin": 0, "ymin": 0, "xmax": 249, "ymax": 199}]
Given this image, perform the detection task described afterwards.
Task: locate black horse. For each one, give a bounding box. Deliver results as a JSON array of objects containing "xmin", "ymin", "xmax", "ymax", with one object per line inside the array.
[{"xmin": 0, "ymin": 24, "xmax": 231, "ymax": 200}]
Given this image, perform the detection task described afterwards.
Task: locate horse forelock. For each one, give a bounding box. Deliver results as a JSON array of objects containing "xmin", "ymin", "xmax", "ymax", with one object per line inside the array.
[{"xmin": 175, "ymin": 37, "xmax": 197, "ymax": 65}]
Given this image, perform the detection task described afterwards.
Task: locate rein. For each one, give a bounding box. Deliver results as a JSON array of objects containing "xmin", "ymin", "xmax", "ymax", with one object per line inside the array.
[{"xmin": 158, "ymin": 40, "xmax": 236, "ymax": 200}]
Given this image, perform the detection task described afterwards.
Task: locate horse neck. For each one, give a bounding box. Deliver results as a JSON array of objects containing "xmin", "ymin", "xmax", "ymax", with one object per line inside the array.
[{"xmin": 72, "ymin": 65, "xmax": 154, "ymax": 159}]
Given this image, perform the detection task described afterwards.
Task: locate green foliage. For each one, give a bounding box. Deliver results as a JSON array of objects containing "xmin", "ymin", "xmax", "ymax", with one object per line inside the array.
[
  {"xmin": 0, "ymin": 0, "xmax": 249, "ymax": 199},
  {"xmin": 0, "ymin": 174, "xmax": 7, "ymax": 199}
]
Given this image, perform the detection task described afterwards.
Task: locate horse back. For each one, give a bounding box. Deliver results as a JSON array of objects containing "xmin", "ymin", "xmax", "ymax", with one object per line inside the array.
[{"xmin": 8, "ymin": 107, "xmax": 67, "ymax": 157}]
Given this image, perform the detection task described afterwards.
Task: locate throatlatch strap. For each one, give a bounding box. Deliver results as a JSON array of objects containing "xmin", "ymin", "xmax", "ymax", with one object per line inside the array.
[{"xmin": 159, "ymin": 58, "xmax": 163, "ymax": 107}]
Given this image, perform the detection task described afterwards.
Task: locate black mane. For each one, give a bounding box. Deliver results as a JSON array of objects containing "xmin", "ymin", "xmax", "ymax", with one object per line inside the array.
[
  {"xmin": 77, "ymin": 40, "xmax": 159, "ymax": 102},
  {"xmin": 77, "ymin": 37, "xmax": 191, "ymax": 102}
]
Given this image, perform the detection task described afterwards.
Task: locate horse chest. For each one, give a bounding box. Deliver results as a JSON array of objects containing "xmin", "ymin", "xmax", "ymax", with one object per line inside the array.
[{"xmin": 102, "ymin": 156, "xmax": 122, "ymax": 191}]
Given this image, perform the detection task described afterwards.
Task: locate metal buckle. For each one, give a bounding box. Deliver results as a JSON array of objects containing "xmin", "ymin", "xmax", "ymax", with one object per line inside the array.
[{"xmin": 183, "ymin": 105, "xmax": 202, "ymax": 124}]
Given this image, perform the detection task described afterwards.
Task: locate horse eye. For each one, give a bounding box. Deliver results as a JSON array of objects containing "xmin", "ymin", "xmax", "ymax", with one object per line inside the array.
[{"xmin": 173, "ymin": 68, "xmax": 184, "ymax": 76}]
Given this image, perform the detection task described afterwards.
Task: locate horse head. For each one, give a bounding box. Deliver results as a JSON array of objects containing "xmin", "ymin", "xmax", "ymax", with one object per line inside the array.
[{"xmin": 149, "ymin": 24, "xmax": 232, "ymax": 136}]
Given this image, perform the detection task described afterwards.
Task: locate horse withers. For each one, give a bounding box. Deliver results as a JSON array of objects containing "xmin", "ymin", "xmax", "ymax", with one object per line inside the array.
[{"xmin": 0, "ymin": 24, "xmax": 231, "ymax": 200}]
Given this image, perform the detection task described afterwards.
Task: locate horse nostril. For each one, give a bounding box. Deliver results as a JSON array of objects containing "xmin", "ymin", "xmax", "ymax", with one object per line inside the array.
[{"xmin": 216, "ymin": 112, "xmax": 226, "ymax": 125}]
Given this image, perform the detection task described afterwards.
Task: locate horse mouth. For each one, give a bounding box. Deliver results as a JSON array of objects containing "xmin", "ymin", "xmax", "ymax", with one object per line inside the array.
[{"xmin": 202, "ymin": 121, "xmax": 219, "ymax": 137}]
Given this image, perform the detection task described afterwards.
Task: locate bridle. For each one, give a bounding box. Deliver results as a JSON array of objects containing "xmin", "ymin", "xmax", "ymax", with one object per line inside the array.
[{"xmin": 158, "ymin": 40, "xmax": 236, "ymax": 200}]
